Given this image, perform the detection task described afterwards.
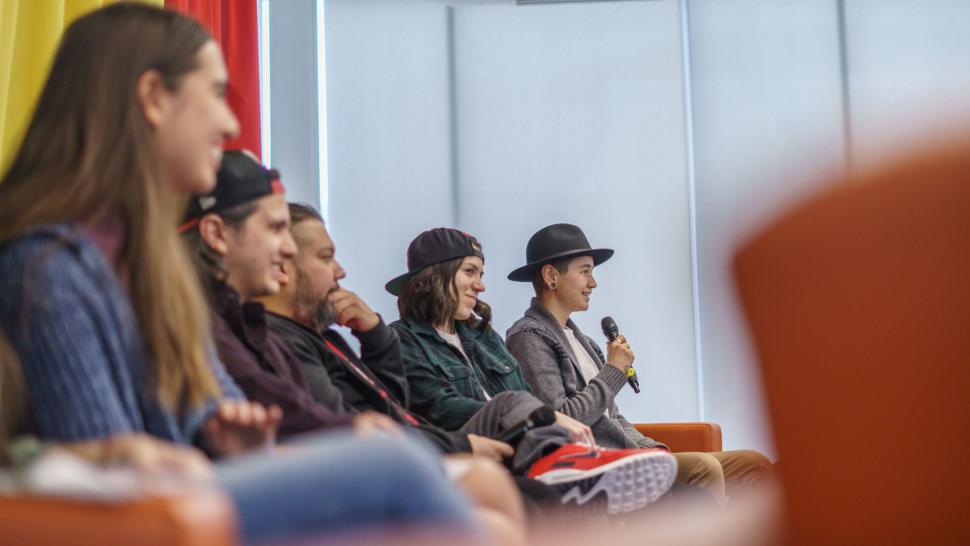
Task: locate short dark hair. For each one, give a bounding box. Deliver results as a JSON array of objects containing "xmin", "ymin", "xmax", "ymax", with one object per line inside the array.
[
  {"xmin": 398, "ymin": 258, "xmax": 492, "ymax": 331},
  {"xmin": 181, "ymin": 200, "xmax": 259, "ymax": 296},
  {"xmin": 531, "ymin": 257, "xmax": 573, "ymax": 295},
  {"xmin": 288, "ymin": 202, "xmax": 324, "ymax": 228}
]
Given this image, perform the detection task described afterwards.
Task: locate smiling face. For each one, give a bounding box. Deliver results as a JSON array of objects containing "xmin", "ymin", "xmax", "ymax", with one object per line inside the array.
[
  {"xmin": 553, "ymin": 255, "xmax": 597, "ymax": 313},
  {"xmin": 222, "ymin": 194, "xmax": 295, "ymax": 299},
  {"xmin": 154, "ymin": 41, "xmax": 239, "ymax": 195},
  {"xmin": 450, "ymin": 256, "xmax": 486, "ymax": 322}
]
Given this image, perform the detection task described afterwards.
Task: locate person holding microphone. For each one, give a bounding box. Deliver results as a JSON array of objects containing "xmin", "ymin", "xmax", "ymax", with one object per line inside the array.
[{"xmin": 506, "ymin": 224, "xmax": 771, "ymax": 505}]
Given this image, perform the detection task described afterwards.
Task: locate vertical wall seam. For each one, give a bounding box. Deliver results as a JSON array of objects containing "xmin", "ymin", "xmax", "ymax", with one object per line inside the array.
[
  {"xmin": 836, "ymin": 0, "xmax": 854, "ymax": 175},
  {"xmin": 679, "ymin": 0, "xmax": 705, "ymax": 421},
  {"xmin": 446, "ymin": 7, "xmax": 461, "ymax": 227},
  {"xmin": 316, "ymin": 0, "xmax": 330, "ymax": 221},
  {"xmin": 258, "ymin": 0, "xmax": 272, "ymax": 167}
]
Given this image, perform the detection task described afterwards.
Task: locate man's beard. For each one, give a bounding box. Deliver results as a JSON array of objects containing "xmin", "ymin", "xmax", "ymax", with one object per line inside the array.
[{"xmin": 293, "ymin": 266, "xmax": 339, "ymax": 334}]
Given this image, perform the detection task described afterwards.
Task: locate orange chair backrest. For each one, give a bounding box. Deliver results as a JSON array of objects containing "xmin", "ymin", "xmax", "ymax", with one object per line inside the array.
[{"xmin": 734, "ymin": 140, "xmax": 970, "ymax": 546}]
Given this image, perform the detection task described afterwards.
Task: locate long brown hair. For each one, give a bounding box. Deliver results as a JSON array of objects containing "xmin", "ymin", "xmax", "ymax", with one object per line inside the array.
[
  {"xmin": 182, "ymin": 200, "xmax": 258, "ymax": 297},
  {"xmin": 397, "ymin": 258, "xmax": 493, "ymax": 331},
  {"xmin": 0, "ymin": 4, "xmax": 219, "ymax": 409}
]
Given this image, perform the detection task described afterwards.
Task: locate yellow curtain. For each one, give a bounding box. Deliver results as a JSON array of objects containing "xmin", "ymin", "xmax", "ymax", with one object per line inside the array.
[{"xmin": 0, "ymin": 0, "xmax": 163, "ymax": 174}]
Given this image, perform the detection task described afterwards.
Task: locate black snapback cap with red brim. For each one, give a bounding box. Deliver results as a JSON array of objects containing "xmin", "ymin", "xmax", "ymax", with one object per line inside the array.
[
  {"xmin": 178, "ymin": 150, "xmax": 284, "ymax": 233},
  {"xmin": 385, "ymin": 228, "xmax": 484, "ymax": 296}
]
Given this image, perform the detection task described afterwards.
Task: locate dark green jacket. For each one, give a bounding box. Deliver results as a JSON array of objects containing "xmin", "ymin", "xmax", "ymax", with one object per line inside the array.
[{"xmin": 390, "ymin": 316, "xmax": 533, "ymax": 431}]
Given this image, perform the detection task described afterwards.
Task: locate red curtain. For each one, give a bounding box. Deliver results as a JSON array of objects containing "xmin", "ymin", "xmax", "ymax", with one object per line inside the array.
[{"xmin": 166, "ymin": 0, "xmax": 261, "ymax": 159}]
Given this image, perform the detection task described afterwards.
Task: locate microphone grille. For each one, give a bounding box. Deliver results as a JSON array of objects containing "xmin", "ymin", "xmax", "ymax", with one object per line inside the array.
[{"xmin": 601, "ymin": 316, "xmax": 618, "ymax": 336}]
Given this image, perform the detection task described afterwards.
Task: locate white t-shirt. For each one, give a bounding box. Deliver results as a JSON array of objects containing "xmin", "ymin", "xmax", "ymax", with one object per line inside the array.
[
  {"xmin": 563, "ymin": 326, "xmax": 609, "ymax": 418},
  {"xmin": 436, "ymin": 327, "xmax": 491, "ymax": 400}
]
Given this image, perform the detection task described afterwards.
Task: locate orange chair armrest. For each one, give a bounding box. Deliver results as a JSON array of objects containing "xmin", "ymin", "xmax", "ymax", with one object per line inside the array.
[
  {"xmin": 634, "ymin": 422, "xmax": 723, "ymax": 453},
  {"xmin": 0, "ymin": 490, "xmax": 237, "ymax": 546}
]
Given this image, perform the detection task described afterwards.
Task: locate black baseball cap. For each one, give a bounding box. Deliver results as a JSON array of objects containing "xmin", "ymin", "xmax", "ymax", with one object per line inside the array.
[
  {"xmin": 178, "ymin": 150, "xmax": 284, "ymax": 233},
  {"xmin": 385, "ymin": 228, "xmax": 485, "ymax": 296}
]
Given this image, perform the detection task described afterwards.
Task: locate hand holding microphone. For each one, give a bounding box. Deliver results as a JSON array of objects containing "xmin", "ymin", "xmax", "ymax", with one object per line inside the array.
[{"xmin": 601, "ymin": 317, "xmax": 640, "ymax": 394}]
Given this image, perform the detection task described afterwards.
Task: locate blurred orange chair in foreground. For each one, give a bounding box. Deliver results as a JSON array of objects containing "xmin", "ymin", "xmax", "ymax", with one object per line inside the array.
[
  {"xmin": 734, "ymin": 139, "xmax": 970, "ymax": 545},
  {"xmin": 0, "ymin": 490, "xmax": 236, "ymax": 546}
]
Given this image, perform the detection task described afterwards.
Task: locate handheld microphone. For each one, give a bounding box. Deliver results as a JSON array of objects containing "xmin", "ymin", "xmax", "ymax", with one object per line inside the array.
[
  {"xmin": 601, "ymin": 316, "xmax": 640, "ymax": 394},
  {"xmin": 497, "ymin": 406, "xmax": 556, "ymax": 444}
]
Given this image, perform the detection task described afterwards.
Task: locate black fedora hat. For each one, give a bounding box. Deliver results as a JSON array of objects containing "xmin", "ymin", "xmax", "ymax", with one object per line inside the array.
[
  {"xmin": 507, "ymin": 223, "xmax": 613, "ymax": 282},
  {"xmin": 385, "ymin": 228, "xmax": 484, "ymax": 296}
]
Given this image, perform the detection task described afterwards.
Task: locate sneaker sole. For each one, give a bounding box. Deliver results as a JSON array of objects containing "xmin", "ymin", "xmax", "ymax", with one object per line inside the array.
[{"xmin": 536, "ymin": 451, "xmax": 677, "ymax": 514}]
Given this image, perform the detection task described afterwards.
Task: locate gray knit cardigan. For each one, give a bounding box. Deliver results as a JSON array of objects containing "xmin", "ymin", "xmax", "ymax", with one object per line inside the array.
[{"xmin": 506, "ymin": 299, "xmax": 663, "ymax": 450}]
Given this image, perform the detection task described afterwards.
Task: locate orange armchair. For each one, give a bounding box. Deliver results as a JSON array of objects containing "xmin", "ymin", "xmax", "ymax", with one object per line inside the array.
[
  {"xmin": 0, "ymin": 490, "xmax": 237, "ymax": 546},
  {"xmin": 634, "ymin": 422, "xmax": 722, "ymax": 453},
  {"xmin": 734, "ymin": 138, "xmax": 970, "ymax": 544}
]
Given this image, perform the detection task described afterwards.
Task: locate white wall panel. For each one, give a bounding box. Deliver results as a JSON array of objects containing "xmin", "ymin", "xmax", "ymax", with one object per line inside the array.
[
  {"xmin": 844, "ymin": 0, "xmax": 970, "ymax": 167},
  {"xmin": 452, "ymin": 1, "xmax": 698, "ymax": 423},
  {"xmin": 324, "ymin": 0, "xmax": 455, "ymax": 319},
  {"xmin": 687, "ymin": 0, "xmax": 848, "ymax": 455}
]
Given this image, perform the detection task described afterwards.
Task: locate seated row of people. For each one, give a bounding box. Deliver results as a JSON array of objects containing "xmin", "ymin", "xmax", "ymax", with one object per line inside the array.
[
  {"xmin": 180, "ymin": 151, "xmax": 680, "ymax": 518},
  {"xmin": 184, "ymin": 150, "xmax": 769, "ymax": 514},
  {"xmin": 0, "ymin": 3, "xmax": 768, "ymax": 543}
]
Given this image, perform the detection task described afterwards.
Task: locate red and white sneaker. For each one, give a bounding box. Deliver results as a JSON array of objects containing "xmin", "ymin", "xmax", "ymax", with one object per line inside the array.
[{"xmin": 527, "ymin": 444, "xmax": 677, "ymax": 514}]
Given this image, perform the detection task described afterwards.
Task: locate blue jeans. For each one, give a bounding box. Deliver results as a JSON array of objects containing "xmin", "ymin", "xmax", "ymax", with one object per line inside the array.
[{"xmin": 216, "ymin": 431, "xmax": 479, "ymax": 544}]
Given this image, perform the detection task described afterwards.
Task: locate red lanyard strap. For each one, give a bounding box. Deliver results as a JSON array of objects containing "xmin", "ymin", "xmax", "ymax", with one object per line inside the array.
[{"xmin": 323, "ymin": 339, "xmax": 420, "ymax": 426}]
